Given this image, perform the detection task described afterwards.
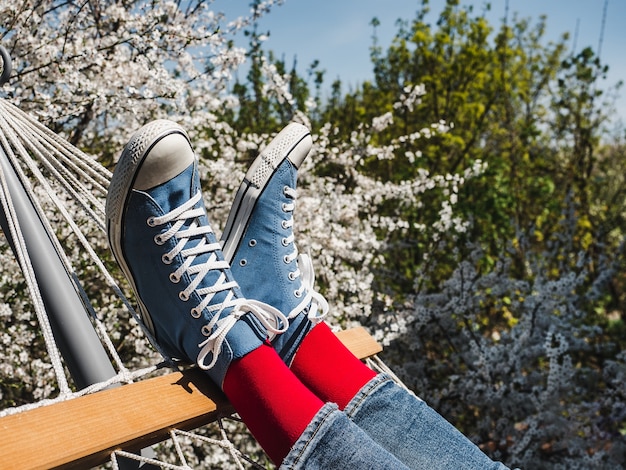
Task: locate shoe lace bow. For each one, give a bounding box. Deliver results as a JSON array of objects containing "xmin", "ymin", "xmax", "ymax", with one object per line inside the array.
[{"xmin": 149, "ymin": 190, "xmax": 288, "ymax": 369}]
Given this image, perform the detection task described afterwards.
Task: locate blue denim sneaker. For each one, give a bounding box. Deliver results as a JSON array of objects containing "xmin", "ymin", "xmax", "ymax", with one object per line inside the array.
[
  {"xmin": 221, "ymin": 123, "xmax": 328, "ymax": 365},
  {"xmin": 105, "ymin": 119, "xmax": 287, "ymax": 387}
]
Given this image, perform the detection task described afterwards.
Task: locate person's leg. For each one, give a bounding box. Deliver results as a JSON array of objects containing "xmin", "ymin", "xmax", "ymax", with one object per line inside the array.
[
  {"xmin": 106, "ymin": 119, "xmax": 409, "ymax": 468},
  {"xmin": 289, "ymin": 321, "xmax": 376, "ymax": 407},
  {"xmin": 343, "ymin": 374, "xmax": 511, "ymax": 470},
  {"xmin": 223, "ymin": 343, "xmax": 322, "ymax": 463},
  {"xmin": 290, "ymin": 323, "xmax": 510, "ymax": 469},
  {"xmin": 225, "ymin": 344, "xmax": 410, "ymax": 469},
  {"xmin": 280, "ymin": 401, "xmax": 410, "ymax": 470},
  {"xmin": 221, "ymin": 122, "xmax": 329, "ymax": 365},
  {"xmin": 222, "ymin": 122, "xmax": 510, "ymax": 469}
]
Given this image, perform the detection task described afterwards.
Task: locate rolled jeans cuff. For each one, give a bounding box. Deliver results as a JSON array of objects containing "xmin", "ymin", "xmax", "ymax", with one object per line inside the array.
[
  {"xmin": 343, "ymin": 373, "xmax": 510, "ymax": 470},
  {"xmin": 280, "ymin": 401, "xmax": 410, "ymax": 470}
]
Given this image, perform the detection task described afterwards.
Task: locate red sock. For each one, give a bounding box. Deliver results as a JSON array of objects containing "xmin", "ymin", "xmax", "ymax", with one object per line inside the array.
[
  {"xmin": 290, "ymin": 322, "xmax": 377, "ymax": 409},
  {"xmin": 223, "ymin": 343, "xmax": 323, "ymax": 465}
]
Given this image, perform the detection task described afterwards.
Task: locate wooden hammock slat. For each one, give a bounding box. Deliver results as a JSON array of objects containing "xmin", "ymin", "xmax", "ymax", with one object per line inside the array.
[{"xmin": 0, "ymin": 326, "xmax": 382, "ymax": 469}]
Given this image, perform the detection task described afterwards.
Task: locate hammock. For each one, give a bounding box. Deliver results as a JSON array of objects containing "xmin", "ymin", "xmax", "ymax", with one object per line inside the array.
[{"xmin": 0, "ymin": 48, "xmax": 403, "ymax": 469}]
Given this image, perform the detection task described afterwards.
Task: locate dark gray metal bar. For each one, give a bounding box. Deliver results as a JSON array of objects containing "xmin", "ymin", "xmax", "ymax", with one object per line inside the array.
[
  {"xmin": 0, "ymin": 45, "xmax": 10, "ymax": 85},
  {"xmin": 0, "ymin": 143, "xmax": 117, "ymax": 388}
]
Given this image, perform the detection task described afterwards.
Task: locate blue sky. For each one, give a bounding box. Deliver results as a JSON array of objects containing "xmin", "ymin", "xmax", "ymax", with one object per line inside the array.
[{"xmin": 212, "ymin": 0, "xmax": 625, "ymax": 127}]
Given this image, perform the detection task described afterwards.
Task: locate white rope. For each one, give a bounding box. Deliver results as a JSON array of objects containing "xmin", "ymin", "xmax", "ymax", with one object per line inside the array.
[
  {"xmin": 0, "ymin": 99, "xmax": 111, "ymax": 185},
  {"xmin": 0, "ymin": 103, "xmax": 132, "ymax": 378},
  {"xmin": 0, "ymin": 113, "xmax": 72, "ymax": 396},
  {"xmin": 108, "ymin": 417, "xmax": 269, "ymax": 470},
  {"xmin": 171, "ymin": 427, "xmax": 245, "ymax": 470},
  {"xmin": 0, "ymin": 364, "xmax": 158, "ymax": 419},
  {"xmin": 111, "ymin": 449, "xmax": 192, "ymax": 470},
  {"xmin": 0, "ymin": 99, "xmax": 107, "ymax": 230}
]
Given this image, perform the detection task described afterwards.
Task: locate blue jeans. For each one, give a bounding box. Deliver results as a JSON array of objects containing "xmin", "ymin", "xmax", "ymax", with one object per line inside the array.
[{"xmin": 281, "ymin": 374, "xmax": 510, "ymax": 470}]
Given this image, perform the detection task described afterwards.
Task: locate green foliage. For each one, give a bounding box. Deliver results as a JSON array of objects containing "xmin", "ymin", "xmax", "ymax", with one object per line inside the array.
[
  {"xmin": 304, "ymin": 1, "xmax": 622, "ymax": 294},
  {"xmin": 218, "ymin": 0, "xmax": 626, "ymax": 329},
  {"xmin": 220, "ymin": 2, "xmax": 626, "ymax": 465}
]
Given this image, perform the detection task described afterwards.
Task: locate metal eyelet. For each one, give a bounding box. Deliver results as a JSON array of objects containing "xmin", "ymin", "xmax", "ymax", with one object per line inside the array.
[
  {"xmin": 190, "ymin": 308, "xmax": 201, "ymax": 319},
  {"xmin": 283, "ymin": 255, "xmax": 290, "ymax": 264},
  {"xmin": 179, "ymin": 291, "xmax": 189, "ymax": 301},
  {"xmin": 283, "ymin": 185, "xmax": 290, "ymax": 195},
  {"xmin": 281, "ymin": 237, "xmax": 289, "ymax": 247},
  {"xmin": 281, "ymin": 203, "xmax": 288, "ymax": 212},
  {"xmin": 288, "ymin": 271, "xmax": 297, "ymax": 281},
  {"xmin": 248, "ymin": 239, "xmax": 257, "ymax": 247},
  {"xmin": 201, "ymin": 325, "xmax": 212, "ymax": 336},
  {"xmin": 239, "ymin": 259, "xmax": 247, "ymax": 267},
  {"xmin": 169, "ymin": 272, "xmax": 179, "ymax": 283},
  {"xmin": 162, "ymin": 254, "xmax": 172, "ymax": 264},
  {"xmin": 294, "ymin": 289, "xmax": 303, "ymax": 298},
  {"xmin": 281, "ymin": 220, "xmax": 289, "ymax": 229},
  {"xmin": 146, "ymin": 217, "xmax": 156, "ymax": 227},
  {"xmin": 154, "ymin": 234, "xmax": 164, "ymax": 245}
]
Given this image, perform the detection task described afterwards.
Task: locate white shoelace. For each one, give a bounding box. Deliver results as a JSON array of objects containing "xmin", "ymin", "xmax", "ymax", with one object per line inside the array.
[
  {"xmin": 282, "ymin": 186, "xmax": 329, "ymax": 323},
  {"xmin": 149, "ymin": 190, "xmax": 288, "ymax": 370},
  {"xmin": 297, "ymin": 253, "xmax": 329, "ymax": 323}
]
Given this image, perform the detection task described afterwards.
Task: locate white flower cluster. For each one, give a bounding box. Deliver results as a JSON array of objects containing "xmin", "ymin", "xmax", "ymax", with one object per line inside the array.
[
  {"xmin": 1, "ymin": 0, "xmax": 261, "ymax": 150},
  {"xmin": 393, "ymin": 84, "xmax": 427, "ymax": 113},
  {"xmin": 371, "ymin": 112, "xmax": 394, "ymax": 132}
]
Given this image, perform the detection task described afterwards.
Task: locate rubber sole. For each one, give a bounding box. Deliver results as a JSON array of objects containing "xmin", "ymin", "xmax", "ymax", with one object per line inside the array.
[{"xmin": 105, "ymin": 119, "xmax": 191, "ymax": 336}]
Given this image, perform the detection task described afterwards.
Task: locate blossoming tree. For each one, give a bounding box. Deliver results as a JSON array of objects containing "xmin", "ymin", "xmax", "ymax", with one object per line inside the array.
[{"xmin": 1, "ymin": 0, "xmax": 625, "ymax": 468}]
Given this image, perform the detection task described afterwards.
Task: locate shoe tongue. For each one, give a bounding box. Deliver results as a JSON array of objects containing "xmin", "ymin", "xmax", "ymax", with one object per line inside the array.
[
  {"xmin": 145, "ymin": 160, "xmax": 234, "ymax": 304},
  {"xmin": 144, "ymin": 162, "xmax": 197, "ymax": 215}
]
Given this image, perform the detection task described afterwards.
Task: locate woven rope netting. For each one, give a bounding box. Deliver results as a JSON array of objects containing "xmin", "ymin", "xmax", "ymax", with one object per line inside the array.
[{"xmin": 0, "ymin": 92, "xmax": 403, "ymax": 468}]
